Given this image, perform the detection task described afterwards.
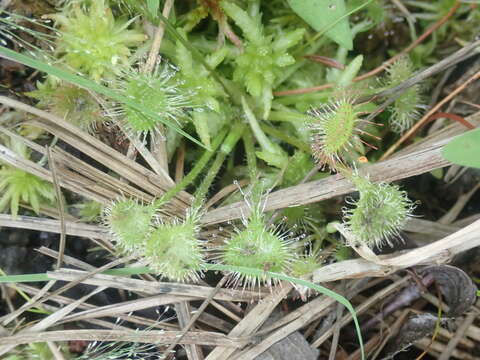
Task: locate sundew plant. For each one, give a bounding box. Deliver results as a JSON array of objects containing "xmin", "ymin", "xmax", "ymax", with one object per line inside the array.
[{"xmin": 0, "ymin": 0, "xmax": 477, "ymax": 358}]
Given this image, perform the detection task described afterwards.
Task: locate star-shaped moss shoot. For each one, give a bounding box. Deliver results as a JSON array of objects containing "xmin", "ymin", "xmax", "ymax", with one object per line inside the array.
[
  {"xmin": 143, "ymin": 208, "xmax": 204, "ymax": 283},
  {"xmin": 343, "ymin": 176, "xmax": 415, "ymax": 248},
  {"xmin": 221, "ymin": 1, "xmax": 304, "ymax": 119},
  {"xmin": 50, "ymin": 0, "xmax": 146, "ymax": 81},
  {"xmin": 0, "ymin": 142, "xmax": 56, "ymax": 218}
]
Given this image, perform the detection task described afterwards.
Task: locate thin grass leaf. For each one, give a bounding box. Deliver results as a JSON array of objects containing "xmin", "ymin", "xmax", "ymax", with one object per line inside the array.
[
  {"xmin": 147, "ymin": 0, "xmax": 161, "ymax": 20},
  {"xmin": 0, "ymin": 273, "xmax": 51, "ymax": 283},
  {"xmin": 0, "ymin": 267, "xmax": 150, "ymax": 283}
]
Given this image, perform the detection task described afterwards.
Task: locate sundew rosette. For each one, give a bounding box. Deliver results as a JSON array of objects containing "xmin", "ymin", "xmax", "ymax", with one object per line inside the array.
[
  {"xmin": 342, "ymin": 176, "xmax": 415, "ymax": 248},
  {"xmin": 28, "ymin": 82, "xmax": 104, "ymax": 132},
  {"xmin": 143, "ymin": 208, "xmax": 204, "ymax": 283},
  {"xmin": 102, "ymin": 198, "xmax": 156, "ymax": 253},
  {"xmin": 384, "ymin": 57, "xmax": 425, "ymax": 133},
  {"xmin": 220, "ymin": 205, "xmax": 295, "ymax": 289},
  {"xmin": 309, "ymin": 96, "xmax": 378, "ymax": 171},
  {"xmin": 113, "ymin": 62, "xmax": 193, "ymax": 136}
]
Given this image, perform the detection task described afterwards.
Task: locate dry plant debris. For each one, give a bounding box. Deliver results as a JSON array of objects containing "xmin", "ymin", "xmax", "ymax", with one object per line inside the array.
[{"xmin": 0, "ymin": 1, "xmax": 479, "ymax": 359}]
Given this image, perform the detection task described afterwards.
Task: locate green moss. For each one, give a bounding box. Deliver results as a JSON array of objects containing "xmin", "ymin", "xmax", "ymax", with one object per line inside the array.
[{"xmin": 51, "ymin": 0, "xmax": 146, "ymax": 81}]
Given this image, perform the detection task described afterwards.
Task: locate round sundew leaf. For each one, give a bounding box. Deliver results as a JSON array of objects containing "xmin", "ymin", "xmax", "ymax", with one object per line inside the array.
[
  {"xmin": 104, "ymin": 199, "xmax": 154, "ymax": 251},
  {"xmin": 323, "ymin": 101, "xmax": 356, "ymax": 153},
  {"xmin": 144, "ymin": 221, "xmax": 203, "ymax": 282},
  {"xmin": 344, "ymin": 177, "xmax": 414, "ymax": 248},
  {"xmin": 441, "ymin": 128, "xmax": 480, "ymax": 169}
]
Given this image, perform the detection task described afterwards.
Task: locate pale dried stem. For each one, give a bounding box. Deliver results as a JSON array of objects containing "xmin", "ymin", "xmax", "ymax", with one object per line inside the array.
[
  {"xmin": 438, "ymin": 183, "xmax": 480, "ymax": 224},
  {"xmin": 0, "ymin": 286, "xmax": 106, "ymax": 356},
  {"xmin": 1, "ymin": 257, "xmax": 133, "ymax": 329},
  {"xmin": 39, "ymin": 248, "xmax": 235, "ymax": 332},
  {"xmin": 0, "ymin": 214, "xmax": 108, "ymax": 240},
  {"xmin": 0, "ymin": 95, "xmax": 192, "ymax": 212},
  {"xmin": 14, "ymin": 282, "xmax": 178, "ymax": 331},
  {"xmin": 310, "ymin": 278, "xmax": 409, "ymax": 349},
  {"xmin": 230, "ymin": 280, "xmax": 368, "ymax": 359},
  {"xmin": 174, "ymin": 302, "xmax": 205, "ymax": 360},
  {"xmin": 47, "ymin": 268, "xmax": 267, "ymax": 302},
  {"xmin": 143, "ymin": 0, "xmax": 175, "ymax": 172},
  {"xmin": 46, "ymin": 147, "xmax": 66, "ymax": 269},
  {"xmin": 119, "ymin": 123, "xmax": 174, "ymax": 184},
  {"xmin": 46, "ymin": 342, "xmax": 66, "ymax": 360},
  {"xmin": 205, "ymin": 283, "xmax": 293, "ymax": 360},
  {"xmin": 415, "ymin": 337, "xmax": 476, "ymax": 360},
  {"xmin": 204, "ymin": 179, "xmax": 249, "ymax": 209},
  {"xmin": 143, "ymin": 0, "xmax": 174, "ymax": 74},
  {"xmin": 165, "ymin": 276, "xmax": 228, "ymax": 359},
  {"xmin": 0, "ymin": 281, "xmax": 56, "ymax": 326},
  {"xmin": 0, "ymin": 329, "xmax": 247, "ymax": 348},
  {"xmin": 438, "ymin": 311, "xmax": 477, "ymax": 360},
  {"xmin": 313, "ymin": 217, "xmax": 480, "ymax": 283}
]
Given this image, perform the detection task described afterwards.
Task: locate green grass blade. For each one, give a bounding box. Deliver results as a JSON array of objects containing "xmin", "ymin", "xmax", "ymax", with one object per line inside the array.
[
  {"xmin": 0, "ymin": 46, "xmax": 205, "ymax": 149},
  {"xmin": 0, "ymin": 273, "xmax": 51, "ymax": 283}
]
